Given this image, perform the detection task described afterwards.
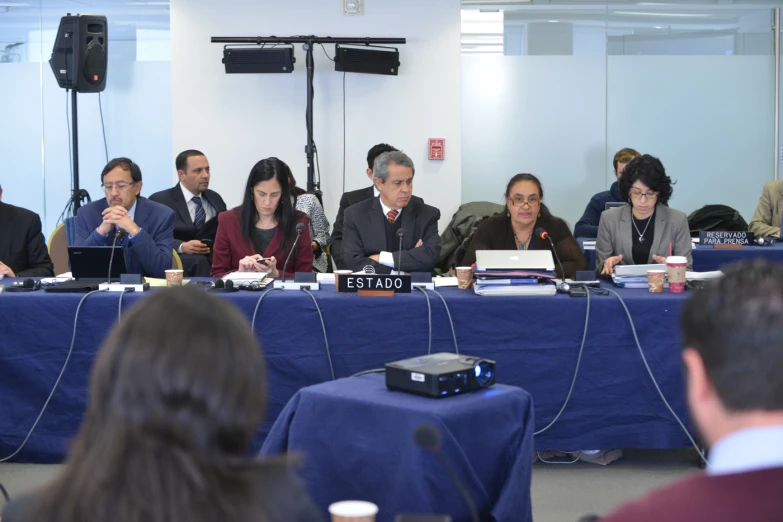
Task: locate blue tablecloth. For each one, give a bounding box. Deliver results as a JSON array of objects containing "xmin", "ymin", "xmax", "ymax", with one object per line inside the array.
[
  {"xmin": 0, "ymin": 279, "xmax": 693, "ymax": 463},
  {"xmin": 262, "ymin": 374, "xmax": 533, "ymax": 522},
  {"xmin": 579, "ymin": 239, "xmax": 783, "ymax": 272}
]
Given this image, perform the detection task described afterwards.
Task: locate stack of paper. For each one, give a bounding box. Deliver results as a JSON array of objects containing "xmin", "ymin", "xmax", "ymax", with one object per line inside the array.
[{"xmin": 473, "ymin": 270, "xmax": 557, "ymax": 296}]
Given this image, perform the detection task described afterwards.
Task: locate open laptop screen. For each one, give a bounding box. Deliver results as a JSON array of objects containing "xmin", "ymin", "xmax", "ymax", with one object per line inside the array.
[{"xmin": 68, "ymin": 246, "xmax": 128, "ymax": 281}]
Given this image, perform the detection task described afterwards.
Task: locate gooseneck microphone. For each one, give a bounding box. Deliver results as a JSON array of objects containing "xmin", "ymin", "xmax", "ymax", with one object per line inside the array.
[
  {"xmin": 396, "ymin": 228, "xmax": 405, "ymax": 274},
  {"xmin": 107, "ymin": 227, "xmax": 127, "ymax": 284},
  {"xmin": 281, "ymin": 223, "xmax": 306, "ymax": 282},
  {"xmin": 535, "ymin": 227, "xmax": 568, "ymax": 292},
  {"xmin": 413, "ymin": 423, "xmax": 479, "ymax": 522}
]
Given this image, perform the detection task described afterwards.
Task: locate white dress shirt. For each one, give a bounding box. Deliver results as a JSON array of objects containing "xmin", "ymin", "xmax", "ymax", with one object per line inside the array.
[
  {"xmin": 180, "ymin": 183, "xmax": 215, "ymax": 225},
  {"xmin": 378, "ymin": 198, "xmax": 402, "ymax": 271},
  {"xmin": 707, "ymin": 425, "xmax": 783, "ymax": 476},
  {"xmin": 179, "ymin": 184, "xmax": 216, "ymax": 253}
]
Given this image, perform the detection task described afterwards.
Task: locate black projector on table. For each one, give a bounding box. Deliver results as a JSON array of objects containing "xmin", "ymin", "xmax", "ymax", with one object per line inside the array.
[{"xmin": 385, "ymin": 353, "xmax": 496, "ymax": 398}]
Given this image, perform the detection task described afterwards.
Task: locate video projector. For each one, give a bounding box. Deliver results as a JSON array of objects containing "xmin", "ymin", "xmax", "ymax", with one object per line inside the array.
[{"xmin": 385, "ymin": 353, "xmax": 496, "ymax": 398}]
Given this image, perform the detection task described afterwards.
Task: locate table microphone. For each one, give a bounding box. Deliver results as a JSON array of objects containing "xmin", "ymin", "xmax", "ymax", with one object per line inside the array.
[
  {"xmin": 396, "ymin": 228, "xmax": 405, "ymax": 274},
  {"xmin": 281, "ymin": 223, "xmax": 305, "ymax": 282},
  {"xmin": 535, "ymin": 227, "xmax": 569, "ymax": 292},
  {"xmin": 413, "ymin": 423, "xmax": 479, "ymax": 522},
  {"xmin": 107, "ymin": 227, "xmax": 127, "ymax": 284}
]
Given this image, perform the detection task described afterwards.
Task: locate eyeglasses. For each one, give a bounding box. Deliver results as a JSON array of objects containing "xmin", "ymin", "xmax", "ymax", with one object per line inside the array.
[
  {"xmin": 507, "ymin": 195, "xmax": 540, "ymax": 207},
  {"xmin": 101, "ymin": 182, "xmax": 136, "ymax": 192},
  {"xmin": 629, "ymin": 189, "xmax": 658, "ymax": 201}
]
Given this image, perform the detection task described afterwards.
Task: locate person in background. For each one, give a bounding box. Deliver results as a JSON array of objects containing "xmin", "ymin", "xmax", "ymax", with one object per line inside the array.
[
  {"xmin": 0, "ymin": 191, "xmax": 54, "ymax": 278},
  {"xmin": 330, "ymin": 143, "xmax": 424, "ymax": 269},
  {"xmin": 462, "ymin": 173, "xmax": 586, "ymax": 279},
  {"xmin": 150, "ymin": 150, "xmax": 227, "ymax": 277},
  {"xmin": 1, "ymin": 286, "xmax": 323, "ymax": 522},
  {"xmin": 75, "ymin": 158, "xmax": 174, "ymax": 278},
  {"xmin": 595, "ymin": 155, "xmax": 691, "ymax": 278},
  {"xmin": 342, "ymin": 151, "xmax": 441, "ymax": 274},
  {"xmin": 574, "ymin": 147, "xmax": 640, "ymax": 238},
  {"xmin": 589, "ymin": 260, "xmax": 783, "ymax": 521},
  {"xmin": 288, "ymin": 172, "xmax": 330, "ymax": 273},
  {"xmin": 748, "ymin": 180, "xmax": 783, "ymax": 238},
  {"xmin": 211, "ymin": 157, "xmax": 313, "ymax": 278}
]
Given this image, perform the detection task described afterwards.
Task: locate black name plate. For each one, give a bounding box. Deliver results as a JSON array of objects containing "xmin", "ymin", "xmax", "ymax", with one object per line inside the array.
[
  {"xmin": 699, "ymin": 231, "xmax": 754, "ymax": 246},
  {"xmin": 337, "ymin": 274, "xmax": 412, "ymax": 293}
]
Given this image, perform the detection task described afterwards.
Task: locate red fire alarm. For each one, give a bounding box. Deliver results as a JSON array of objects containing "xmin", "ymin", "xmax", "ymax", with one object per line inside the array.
[{"xmin": 428, "ymin": 138, "xmax": 445, "ymax": 160}]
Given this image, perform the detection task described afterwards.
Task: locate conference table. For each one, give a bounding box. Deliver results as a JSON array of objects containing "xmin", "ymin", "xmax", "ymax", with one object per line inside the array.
[
  {"xmin": 579, "ymin": 239, "xmax": 783, "ymax": 272},
  {"xmin": 0, "ymin": 278, "xmax": 694, "ymax": 463}
]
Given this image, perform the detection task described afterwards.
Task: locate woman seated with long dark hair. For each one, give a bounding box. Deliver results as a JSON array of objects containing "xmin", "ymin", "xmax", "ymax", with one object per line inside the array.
[
  {"xmin": 462, "ymin": 173, "xmax": 587, "ymax": 279},
  {"xmin": 596, "ymin": 154, "xmax": 692, "ymax": 277},
  {"xmin": 211, "ymin": 157, "xmax": 314, "ymax": 278},
  {"xmin": 1, "ymin": 286, "xmax": 322, "ymax": 522}
]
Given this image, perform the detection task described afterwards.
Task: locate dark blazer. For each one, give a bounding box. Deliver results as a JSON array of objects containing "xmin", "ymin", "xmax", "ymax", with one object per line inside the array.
[
  {"xmin": 211, "ymin": 208, "xmax": 314, "ymax": 278},
  {"xmin": 0, "ymin": 202, "xmax": 54, "ymax": 277},
  {"xmin": 148, "ymin": 183, "xmax": 227, "ymax": 251},
  {"xmin": 342, "ymin": 196, "xmax": 441, "ymax": 274},
  {"xmin": 595, "ymin": 203, "xmax": 692, "ymax": 277},
  {"xmin": 330, "ymin": 186, "xmax": 423, "ymax": 269},
  {"xmin": 598, "ymin": 467, "xmax": 783, "ymax": 522},
  {"xmin": 74, "ymin": 196, "xmax": 175, "ymax": 278},
  {"xmin": 1, "ymin": 463, "xmax": 325, "ymax": 522},
  {"xmin": 574, "ymin": 181, "xmax": 623, "ymax": 238},
  {"xmin": 462, "ymin": 212, "xmax": 587, "ymax": 279}
]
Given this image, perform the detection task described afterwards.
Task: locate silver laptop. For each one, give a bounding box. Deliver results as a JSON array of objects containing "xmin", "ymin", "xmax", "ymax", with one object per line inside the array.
[
  {"xmin": 605, "ymin": 202, "xmax": 626, "ymax": 211},
  {"xmin": 475, "ymin": 250, "xmax": 555, "ymax": 271}
]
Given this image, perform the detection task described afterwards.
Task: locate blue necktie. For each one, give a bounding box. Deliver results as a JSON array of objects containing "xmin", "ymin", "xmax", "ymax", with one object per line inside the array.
[{"xmin": 193, "ymin": 196, "xmax": 205, "ymax": 229}]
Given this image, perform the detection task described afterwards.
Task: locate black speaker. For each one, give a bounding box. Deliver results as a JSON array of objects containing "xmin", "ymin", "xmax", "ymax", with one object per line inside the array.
[{"xmin": 49, "ymin": 14, "xmax": 108, "ymax": 93}]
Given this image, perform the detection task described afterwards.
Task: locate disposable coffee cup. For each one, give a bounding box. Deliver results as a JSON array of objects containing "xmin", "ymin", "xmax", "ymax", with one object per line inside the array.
[
  {"xmin": 334, "ymin": 270, "xmax": 352, "ymax": 291},
  {"xmin": 456, "ymin": 266, "xmax": 473, "ymax": 290},
  {"xmin": 666, "ymin": 256, "xmax": 687, "ymax": 293},
  {"xmin": 165, "ymin": 269, "xmax": 184, "ymax": 287},
  {"xmin": 328, "ymin": 500, "xmax": 378, "ymax": 522},
  {"xmin": 647, "ymin": 270, "xmax": 665, "ymax": 293}
]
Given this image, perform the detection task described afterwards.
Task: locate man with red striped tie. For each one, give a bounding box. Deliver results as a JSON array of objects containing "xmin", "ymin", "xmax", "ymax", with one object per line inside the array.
[{"xmin": 342, "ymin": 150, "xmax": 441, "ymax": 275}]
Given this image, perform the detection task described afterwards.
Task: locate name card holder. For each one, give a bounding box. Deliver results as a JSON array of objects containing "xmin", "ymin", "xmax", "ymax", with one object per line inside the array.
[
  {"xmin": 337, "ymin": 274, "xmax": 412, "ymax": 296},
  {"xmin": 699, "ymin": 231, "xmax": 754, "ymax": 249}
]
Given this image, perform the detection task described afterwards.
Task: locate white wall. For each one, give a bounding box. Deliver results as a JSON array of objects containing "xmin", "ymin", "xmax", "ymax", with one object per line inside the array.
[{"xmin": 171, "ymin": 0, "xmax": 462, "ymax": 230}]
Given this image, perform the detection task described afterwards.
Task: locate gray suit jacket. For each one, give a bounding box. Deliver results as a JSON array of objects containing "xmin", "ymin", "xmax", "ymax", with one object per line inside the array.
[
  {"xmin": 342, "ymin": 196, "xmax": 441, "ymax": 273},
  {"xmin": 749, "ymin": 180, "xmax": 783, "ymax": 238},
  {"xmin": 595, "ymin": 203, "xmax": 692, "ymax": 276}
]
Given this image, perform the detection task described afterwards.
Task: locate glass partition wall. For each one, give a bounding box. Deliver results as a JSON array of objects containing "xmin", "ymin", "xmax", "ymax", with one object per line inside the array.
[
  {"xmin": 461, "ymin": 1, "xmax": 782, "ymax": 230},
  {"xmin": 0, "ymin": 1, "xmax": 171, "ymax": 238}
]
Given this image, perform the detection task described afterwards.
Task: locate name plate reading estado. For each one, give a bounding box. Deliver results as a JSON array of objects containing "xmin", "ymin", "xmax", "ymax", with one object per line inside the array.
[
  {"xmin": 699, "ymin": 231, "xmax": 754, "ymax": 246},
  {"xmin": 337, "ymin": 274, "xmax": 412, "ymax": 293}
]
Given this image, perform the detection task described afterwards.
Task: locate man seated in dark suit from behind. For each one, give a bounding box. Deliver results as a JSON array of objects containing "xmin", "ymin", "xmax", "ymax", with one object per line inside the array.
[
  {"xmin": 75, "ymin": 158, "xmax": 175, "ymax": 279},
  {"xmin": 0, "ymin": 184, "xmax": 54, "ymax": 278},
  {"xmin": 331, "ymin": 143, "xmax": 425, "ymax": 269},
  {"xmin": 150, "ymin": 150, "xmax": 227, "ymax": 276},
  {"xmin": 342, "ymin": 151, "xmax": 441, "ymax": 274},
  {"xmin": 585, "ymin": 260, "xmax": 783, "ymax": 522}
]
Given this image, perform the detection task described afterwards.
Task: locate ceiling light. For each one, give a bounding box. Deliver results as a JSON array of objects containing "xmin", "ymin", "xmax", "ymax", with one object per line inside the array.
[
  {"xmin": 614, "ymin": 11, "xmax": 711, "ymax": 18},
  {"xmin": 548, "ymin": 20, "xmax": 559, "ymax": 23}
]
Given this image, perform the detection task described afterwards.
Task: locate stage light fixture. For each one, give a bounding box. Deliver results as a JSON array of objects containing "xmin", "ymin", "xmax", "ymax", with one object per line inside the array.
[
  {"xmin": 334, "ymin": 44, "xmax": 399, "ymax": 76},
  {"xmin": 222, "ymin": 45, "xmax": 295, "ymax": 74}
]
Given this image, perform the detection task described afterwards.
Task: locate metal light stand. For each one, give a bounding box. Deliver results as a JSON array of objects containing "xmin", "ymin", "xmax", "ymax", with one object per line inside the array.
[{"xmin": 210, "ymin": 35, "xmax": 406, "ymax": 194}]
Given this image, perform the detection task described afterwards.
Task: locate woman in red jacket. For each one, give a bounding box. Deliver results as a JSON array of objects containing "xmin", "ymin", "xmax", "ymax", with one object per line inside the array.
[{"xmin": 211, "ymin": 157, "xmax": 314, "ymax": 278}]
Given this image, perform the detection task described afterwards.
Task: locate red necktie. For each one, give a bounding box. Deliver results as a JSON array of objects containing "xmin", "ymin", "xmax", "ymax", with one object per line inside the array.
[{"xmin": 387, "ymin": 209, "xmax": 398, "ymax": 224}]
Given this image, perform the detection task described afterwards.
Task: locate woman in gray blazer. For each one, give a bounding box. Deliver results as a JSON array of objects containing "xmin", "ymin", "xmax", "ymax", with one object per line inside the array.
[{"xmin": 596, "ymin": 155, "xmax": 692, "ymax": 277}]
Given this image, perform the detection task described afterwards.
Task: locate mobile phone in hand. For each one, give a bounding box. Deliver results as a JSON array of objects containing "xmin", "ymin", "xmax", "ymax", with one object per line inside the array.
[
  {"xmin": 201, "ymin": 239, "xmax": 213, "ymax": 248},
  {"xmin": 256, "ymin": 257, "xmax": 272, "ymax": 264}
]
